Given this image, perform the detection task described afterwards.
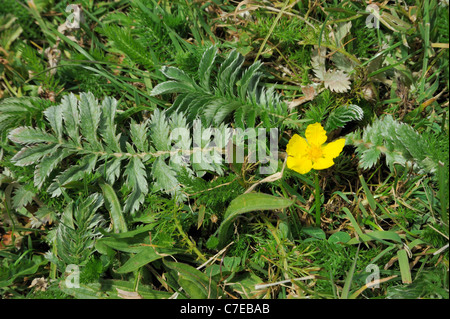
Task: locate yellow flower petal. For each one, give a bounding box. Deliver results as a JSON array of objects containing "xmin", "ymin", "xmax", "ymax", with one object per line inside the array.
[
  {"xmin": 287, "ymin": 155, "xmax": 313, "ymax": 174},
  {"xmin": 312, "ymin": 139, "xmax": 345, "ymax": 170},
  {"xmin": 322, "ymin": 138, "xmax": 346, "ymax": 159},
  {"xmin": 286, "ymin": 134, "xmax": 309, "ymax": 157},
  {"xmin": 312, "ymin": 157, "xmax": 335, "ymax": 170},
  {"xmin": 305, "ymin": 122, "xmax": 327, "ymax": 147}
]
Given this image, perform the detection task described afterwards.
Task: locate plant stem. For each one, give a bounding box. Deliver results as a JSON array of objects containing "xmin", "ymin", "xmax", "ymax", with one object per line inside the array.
[
  {"xmin": 254, "ymin": 0, "xmax": 290, "ymax": 63},
  {"xmin": 50, "ymin": 238, "xmax": 57, "ymax": 280},
  {"xmin": 173, "ymin": 208, "xmax": 207, "ymax": 263},
  {"xmin": 419, "ymin": 0, "xmax": 430, "ymax": 100},
  {"xmin": 314, "ymin": 172, "xmax": 321, "ymax": 227}
]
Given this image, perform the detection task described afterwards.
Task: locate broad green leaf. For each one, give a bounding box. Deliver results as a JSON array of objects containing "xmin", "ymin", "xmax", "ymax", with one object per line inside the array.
[
  {"xmin": 95, "ymin": 238, "xmax": 119, "ymax": 256},
  {"xmin": 223, "ymin": 256, "xmax": 241, "ymax": 272},
  {"xmin": 0, "ymin": 256, "xmax": 47, "ymax": 288},
  {"xmin": 95, "ymin": 224, "xmax": 155, "ymax": 255},
  {"xmin": 206, "ymin": 236, "xmax": 219, "ymax": 250},
  {"xmin": 346, "ymin": 230, "xmax": 402, "ymax": 245},
  {"xmin": 116, "ymin": 247, "xmax": 179, "ymax": 273},
  {"xmin": 60, "ymin": 279, "xmax": 172, "ymax": 299},
  {"xmin": 407, "ymin": 238, "xmax": 425, "ymax": 250},
  {"xmin": 218, "ymin": 193, "xmax": 294, "ymax": 248},
  {"xmin": 328, "ymin": 231, "xmax": 351, "ymax": 244},
  {"xmin": 379, "ymin": 11, "xmax": 412, "ymax": 32},
  {"xmin": 368, "ymin": 231, "xmax": 402, "ymax": 243},
  {"xmin": 99, "ymin": 181, "xmax": 127, "ymax": 233},
  {"xmin": 164, "ymin": 260, "xmax": 220, "ymax": 299},
  {"xmin": 205, "ymin": 264, "xmax": 228, "ymax": 278},
  {"xmin": 302, "ymin": 227, "xmax": 326, "ymax": 240},
  {"xmin": 178, "ymin": 277, "xmax": 208, "ymax": 299},
  {"xmin": 99, "ymin": 224, "xmax": 155, "ymax": 240},
  {"xmin": 95, "ymin": 236, "xmax": 145, "ymax": 254},
  {"xmin": 227, "ymin": 271, "xmax": 264, "ymax": 299}
]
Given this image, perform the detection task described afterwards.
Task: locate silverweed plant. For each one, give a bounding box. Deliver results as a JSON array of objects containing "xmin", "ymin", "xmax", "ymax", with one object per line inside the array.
[{"xmin": 0, "ymin": 0, "xmax": 448, "ymax": 302}]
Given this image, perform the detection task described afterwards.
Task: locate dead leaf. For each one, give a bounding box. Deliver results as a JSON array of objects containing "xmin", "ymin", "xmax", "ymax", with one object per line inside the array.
[
  {"xmin": 44, "ymin": 46, "xmax": 61, "ymax": 76},
  {"xmin": 420, "ymin": 89, "xmax": 445, "ymax": 108},
  {"xmin": 288, "ymin": 85, "xmax": 317, "ymax": 110},
  {"xmin": 302, "ymin": 85, "xmax": 317, "ymax": 99},
  {"xmin": 116, "ymin": 288, "xmax": 143, "ymax": 299},
  {"xmin": 29, "ymin": 277, "xmax": 48, "ymax": 292},
  {"xmin": 1, "ymin": 231, "xmax": 22, "ymax": 249},
  {"xmin": 245, "ymin": 172, "xmax": 283, "ymax": 194},
  {"xmin": 210, "ymin": 214, "xmax": 218, "ymax": 223},
  {"xmin": 38, "ymin": 86, "xmax": 56, "ymax": 102},
  {"xmin": 362, "ymin": 84, "xmax": 375, "ymax": 101}
]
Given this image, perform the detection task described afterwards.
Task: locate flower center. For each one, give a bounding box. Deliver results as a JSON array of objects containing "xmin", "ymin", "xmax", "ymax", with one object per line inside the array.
[{"xmin": 308, "ymin": 144, "xmax": 323, "ymax": 161}]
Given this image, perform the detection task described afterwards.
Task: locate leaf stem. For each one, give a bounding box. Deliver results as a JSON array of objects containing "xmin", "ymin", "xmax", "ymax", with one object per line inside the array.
[{"xmin": 314, "ymin": 172, "xmax": 322, "ymax": 227}]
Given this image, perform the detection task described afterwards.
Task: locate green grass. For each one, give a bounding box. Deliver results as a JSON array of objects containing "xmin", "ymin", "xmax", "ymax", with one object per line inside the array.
[{"xmin": 0, "ymin": 0, "xmax": 448, "ymax": 300}]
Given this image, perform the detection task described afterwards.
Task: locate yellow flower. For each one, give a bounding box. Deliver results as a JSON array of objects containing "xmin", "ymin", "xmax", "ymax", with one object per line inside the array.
[{"xmin": 286, "ymin": 122, "xmax": 345, "ymax": 174}]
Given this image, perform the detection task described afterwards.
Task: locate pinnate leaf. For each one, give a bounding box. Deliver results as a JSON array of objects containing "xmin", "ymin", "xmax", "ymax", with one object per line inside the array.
[{"xmin": 323, "ymin": 70, "xmax": 351, "ymax": 93}]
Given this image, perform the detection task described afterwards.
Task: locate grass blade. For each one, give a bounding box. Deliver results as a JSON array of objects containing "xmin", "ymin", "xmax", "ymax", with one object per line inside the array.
[
  {"xmin": 341, "ymin": 244, "xmax": 360, "ymax": 299},
  {"xmin": 397, "ymin": 249, "xmax": 412, "ymax": 284},
  {"xmin": 359, "ymin": 175, "xmax": 377, "ymax": 211}
]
